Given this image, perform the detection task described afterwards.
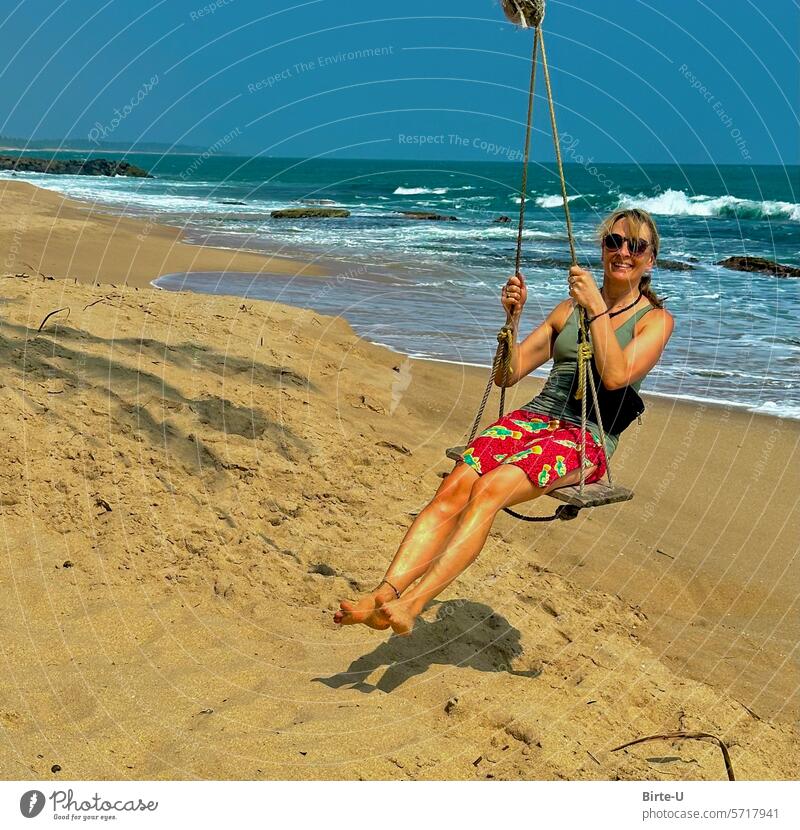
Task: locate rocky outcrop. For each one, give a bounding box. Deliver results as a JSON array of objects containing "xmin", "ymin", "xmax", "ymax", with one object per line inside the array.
[
  {"xmin": 717, "ymin": 256, "xmax": 800, "ymax": 278},
  {"xmin": 0, "ymin": 155, "xmax": 152, "ymax": 177},
  {"xmin": 271, "ymin": 207, "xmax": 350, "ymax": 219},
  {"xmin": 493, "ymin": 215, "xmax": 512, "ymax": 223},
  {"xmin": 656, "ymin": 259, "xmax": 698, "ymax": 272},
  {"xmin": 399, "ymin": 211, "xmax": 458, "ymax": 221}
]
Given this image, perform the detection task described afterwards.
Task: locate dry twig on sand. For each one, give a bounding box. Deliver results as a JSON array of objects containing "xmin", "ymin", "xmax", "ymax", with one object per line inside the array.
[
  {"xmin": 83, "ymin": 294, "xmax": 121, "ymax": 311},
  {"xmin": 611, "ymin": 731, "xmax": 735, "ymax": 781},
  {"xmin": 36, "ymin": 307, "xmax": 70, "ymax": 333}
]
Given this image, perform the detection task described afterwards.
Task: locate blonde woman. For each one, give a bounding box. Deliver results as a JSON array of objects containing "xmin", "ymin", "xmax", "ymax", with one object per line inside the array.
[{"xmin": 336, "ymin": 208, "xmax": 674, "ymax": 636}]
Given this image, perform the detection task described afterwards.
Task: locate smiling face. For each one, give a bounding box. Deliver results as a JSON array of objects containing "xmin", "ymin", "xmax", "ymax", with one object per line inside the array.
[{"xmin": 602, "ymin": 217, "xmax": 655, "ymax": 289}]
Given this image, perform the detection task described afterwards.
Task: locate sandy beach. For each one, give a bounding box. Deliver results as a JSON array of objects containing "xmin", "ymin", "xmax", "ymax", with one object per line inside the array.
[{"xmin": 0, "ymin": 178, "xmax": 798, "ymax": 780}]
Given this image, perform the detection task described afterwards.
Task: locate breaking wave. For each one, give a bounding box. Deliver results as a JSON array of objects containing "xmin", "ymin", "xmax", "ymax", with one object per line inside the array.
[{"xmin": 618, "ymin": 188, "xmax": 800, "ymax": 222}]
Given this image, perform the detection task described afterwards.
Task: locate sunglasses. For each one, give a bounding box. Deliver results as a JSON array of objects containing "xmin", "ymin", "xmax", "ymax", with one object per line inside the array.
[{"xmin": 602, "ymin": 233, "xmax": 651, "ymax": 257}]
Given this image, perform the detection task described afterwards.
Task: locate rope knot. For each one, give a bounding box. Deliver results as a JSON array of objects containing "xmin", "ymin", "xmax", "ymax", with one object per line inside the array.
[
  {"xmin": 497, "ymin": 324, "xmax": 515, "ymax": 386},
  {"xmin": 574, "ymin": 341, "xmax": 593, "ymax": 401},
  {"xmin": 501, "ymin": 0, "xmax": 545, "ymax": 28},
  {"xmin": 497, "ymin": 324, "xmax": 515, "ymax": 348}
]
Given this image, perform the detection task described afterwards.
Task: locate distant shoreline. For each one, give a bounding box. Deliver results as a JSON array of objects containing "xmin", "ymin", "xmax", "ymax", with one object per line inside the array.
[{"xmin": 1, "ymin": 146, "xmax": 797, "ymax": 166}]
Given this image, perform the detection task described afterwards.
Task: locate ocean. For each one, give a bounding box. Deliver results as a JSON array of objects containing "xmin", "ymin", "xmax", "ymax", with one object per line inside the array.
[{"xmin": 4, "ymin": 152, "xmax": 799, "ymax": 419}]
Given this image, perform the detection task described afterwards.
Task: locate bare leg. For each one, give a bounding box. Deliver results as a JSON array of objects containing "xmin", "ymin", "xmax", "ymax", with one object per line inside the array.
[
  {"xmin": 334, "ymin": 463, "xmax": 478, "ymax": 628},
  {"xmin": 379, "ymin": 465, "xmax": 544, "ymax": 635}
]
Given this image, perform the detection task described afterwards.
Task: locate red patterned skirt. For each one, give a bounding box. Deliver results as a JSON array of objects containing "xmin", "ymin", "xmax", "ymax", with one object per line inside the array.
[{"xmin": 460, "ymin": 408, "xmax": 607, "ymax": 488}]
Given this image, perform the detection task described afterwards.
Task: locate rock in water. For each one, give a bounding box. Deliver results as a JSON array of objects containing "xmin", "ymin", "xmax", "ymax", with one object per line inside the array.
[
  {"xmin": 399, "ymin": 211, "xmax": 458, "ymax": 222},
  {"xmin": 271, "ymin": 207, "xmax": 350, "ymax": 219},
  {"xmin": 656, "ymin": 258, "xmax": 698, "ymax": 272},
  {"xmin": 494, "ymin": 215, "xmax": 512, "ymax": 223},
  {"xmin": 0, "ymin": 155, "xmax": 152, "ymax": 177},
  {"xmin": 717, "ymin": 256, "xmax": 800, "ymax": 278}
]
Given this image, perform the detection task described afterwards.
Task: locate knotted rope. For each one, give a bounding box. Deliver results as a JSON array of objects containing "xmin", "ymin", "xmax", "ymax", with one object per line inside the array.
[
  {"xmin": 464, "ymin": 0, "xmax": 613, "ymax": 498},
  {"xmin": 501, "ymin": 0, "xmax": 545, "ymax": 28}
]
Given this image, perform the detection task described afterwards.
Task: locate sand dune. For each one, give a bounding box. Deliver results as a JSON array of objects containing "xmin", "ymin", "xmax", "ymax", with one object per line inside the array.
[{"xmin": 0, "ymin": 179, "xmax": 797, "ymax": 780}]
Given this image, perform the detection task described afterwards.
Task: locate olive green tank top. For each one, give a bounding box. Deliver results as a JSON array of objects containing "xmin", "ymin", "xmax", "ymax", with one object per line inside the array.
[{"xmin": 522, "ymin": 303, "xmax": 654, "ymax": 458}]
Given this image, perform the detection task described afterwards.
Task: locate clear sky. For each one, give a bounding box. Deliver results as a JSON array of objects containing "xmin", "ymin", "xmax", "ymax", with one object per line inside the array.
[{"xmin": 1, "ymin": 0, "xmax": 797, "ymax": 164}]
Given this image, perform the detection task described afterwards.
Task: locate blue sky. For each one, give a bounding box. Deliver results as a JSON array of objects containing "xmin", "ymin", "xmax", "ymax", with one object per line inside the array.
[{"xmin": 1, "ymin": 0, "xmax": 797, "ymax": 164}]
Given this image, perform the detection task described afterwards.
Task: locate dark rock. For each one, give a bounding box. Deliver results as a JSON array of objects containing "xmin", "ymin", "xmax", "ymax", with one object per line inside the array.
[
  {"xmin": 493, "ymin": 215, "xmax": 512, "ymax": 223},
  {"xmin": 523, "ymin": 256, "xmax": 697, "ymax": 273},
  {"xmin": 399, "ymin": 210, "xmax": 458, "ymax": 221},
  {"xmin": 717, "ymin": 256, "xmax": 800, "ymax": 278},
  {"xmin": 0, "ymin": 155, "xmax": 152, "ymax": 177},
  {"xmin": 310, "ymin": 563, "xmax": 337, "ymax": 577},
  {"xmin": 271, "ymin": 207, "xmax": 350, "ymax": 219},
  {"xmin": 219, "ymin": 200, "xmax": 246, "ymax": 205},
  {"xmin": 527, "ymin": 256, "xmax": 575, "ymax": 270},
  {"xmin": 656, "ymin": 258, "xmax": 698, "ymax": 272}
]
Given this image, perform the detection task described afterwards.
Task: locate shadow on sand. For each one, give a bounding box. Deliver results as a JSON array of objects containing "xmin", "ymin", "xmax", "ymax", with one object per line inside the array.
[
  {"xmin": 0, "ymin": 317, "xmax": 312, "ymax": 465},
  {"xmin": 314, "ymin": 600, "xmax": 541, "ymax": 694}
]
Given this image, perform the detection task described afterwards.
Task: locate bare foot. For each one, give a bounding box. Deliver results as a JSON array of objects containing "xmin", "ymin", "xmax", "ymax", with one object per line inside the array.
[
  {"xmin": 334, "ymin": 592, "xmax": 391, "ymax": 630},
  {"xmin": 379, "ymin": 597, "xmax": 421, "ymax": 637}
]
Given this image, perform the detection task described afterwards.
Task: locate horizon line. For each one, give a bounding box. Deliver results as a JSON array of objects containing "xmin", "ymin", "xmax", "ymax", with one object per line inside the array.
[{"xmin": 0, "ymin": 144, "xmax": 797, "ymax": 167}]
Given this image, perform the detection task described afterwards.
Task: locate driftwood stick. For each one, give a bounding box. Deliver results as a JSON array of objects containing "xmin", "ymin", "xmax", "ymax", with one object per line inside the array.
[
  {"xmin": 37, "ymin": 306, "xmax": 70, "ymax": 333},
  {"xmin": 611, "ymin": 730, "xmax": 735, "ymax": 781},
  {"xmin": 83, "ymin": 295, "xmax": 120, "ymax": 311},
  {"xmin": 22, "ymin": 261, "xmax": 52, "ymax": 280}
]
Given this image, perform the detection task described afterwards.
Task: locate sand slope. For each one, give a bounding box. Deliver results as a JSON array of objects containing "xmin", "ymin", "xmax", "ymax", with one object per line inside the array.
[
  {"xmin": 0, "ymin": 180, "xmax": 322, "ymax": 289},
  {"xmin": 0, "ymin": 275, "xmax": 797, "ymax": 780}
]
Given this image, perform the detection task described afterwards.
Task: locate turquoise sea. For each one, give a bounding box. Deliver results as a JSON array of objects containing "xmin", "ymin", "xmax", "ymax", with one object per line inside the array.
[{"xmin": 4, "ymin": 153, "xmax": 799, "ymax": 418}]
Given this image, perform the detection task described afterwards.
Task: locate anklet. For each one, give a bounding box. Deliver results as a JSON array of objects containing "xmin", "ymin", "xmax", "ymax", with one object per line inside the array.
[{"xmin": 378, "ymin": 579, "xmax": 401, "ymax": 599}]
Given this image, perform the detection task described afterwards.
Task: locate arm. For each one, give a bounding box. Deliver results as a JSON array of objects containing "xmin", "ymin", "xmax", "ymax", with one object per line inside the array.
[
  {"xmin": 588, "ymin": 308, "xmax": 674, "ymax": 390},
  {"xmin": 494, "ymin": 298, "xmax": 573, "ymax": 387},
  {"xmin": 568, "ymin": 264, "xmax": 675, "ymax": 389}
]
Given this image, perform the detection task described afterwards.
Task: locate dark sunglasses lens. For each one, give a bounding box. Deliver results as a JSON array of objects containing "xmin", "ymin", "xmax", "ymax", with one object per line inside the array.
[{"xmin": 605, "ymin": 234, "xmax": 650, "ymax": 255}]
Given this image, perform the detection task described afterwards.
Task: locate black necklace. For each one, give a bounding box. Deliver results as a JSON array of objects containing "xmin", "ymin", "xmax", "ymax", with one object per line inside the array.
[{"xmin": 588, "ymin": 291, "xmax": 644, "ymax": 324}]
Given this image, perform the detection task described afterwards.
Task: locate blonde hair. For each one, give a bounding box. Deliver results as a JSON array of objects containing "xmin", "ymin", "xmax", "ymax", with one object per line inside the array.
[{"xmin": 597, "ymin": 207, "xmax": 664, "ymax": 309}]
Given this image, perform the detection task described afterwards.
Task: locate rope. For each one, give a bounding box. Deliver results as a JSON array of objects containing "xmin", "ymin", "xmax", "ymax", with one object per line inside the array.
[
  {"xmin": 458, "ymin": 6, "xmax": 615, "ymax": 516},
  {"xmin": 538, "ymin": 26, "xmax": 610, "ymax": 494},
  {"xmin": 585, "ymin": 363, "xmax": 614, "ymax": 486},
  {"xmin": 514, "ymin": 28, "xmax": 540, "ymax": 278},
  {"xmin": 464, "ymin": 23, "xmax": 538, "ymax": 449},
  {"xmin": 464, "ymin": 324, "xmax": 515, "ymax": 447}
]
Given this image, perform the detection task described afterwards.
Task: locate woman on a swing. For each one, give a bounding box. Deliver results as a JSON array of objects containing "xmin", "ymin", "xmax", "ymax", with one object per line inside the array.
[{"xmin": 335, "ymin": 207, "xmax": 674, "ymax": 636}]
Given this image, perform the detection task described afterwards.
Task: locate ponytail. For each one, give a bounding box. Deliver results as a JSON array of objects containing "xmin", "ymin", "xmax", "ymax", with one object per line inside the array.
[{"xmin": 639, "ymin": 272, "xmax": 665, "ymax": 310}]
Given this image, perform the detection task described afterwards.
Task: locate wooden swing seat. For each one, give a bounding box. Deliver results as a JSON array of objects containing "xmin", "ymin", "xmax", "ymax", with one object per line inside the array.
[{"xmin": 445, "ymin": 445, "xmax": 633, "ymax": 511}]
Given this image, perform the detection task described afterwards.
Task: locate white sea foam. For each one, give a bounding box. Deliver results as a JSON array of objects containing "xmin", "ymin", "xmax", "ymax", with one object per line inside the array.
[
  {"xmin": 393, "ymin": 186, "xmax": 449, "ymax": 195},
  {"xmin": 392, "ymin": 185, "xmax": 476, "ymax": 195},
  {"xmin": 534, "ymin": 194, "xmax": 582, "ymax": 208},
  {"xmin": 618, "ymin": 189, "xmax": 800, "ymax": 222}
]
